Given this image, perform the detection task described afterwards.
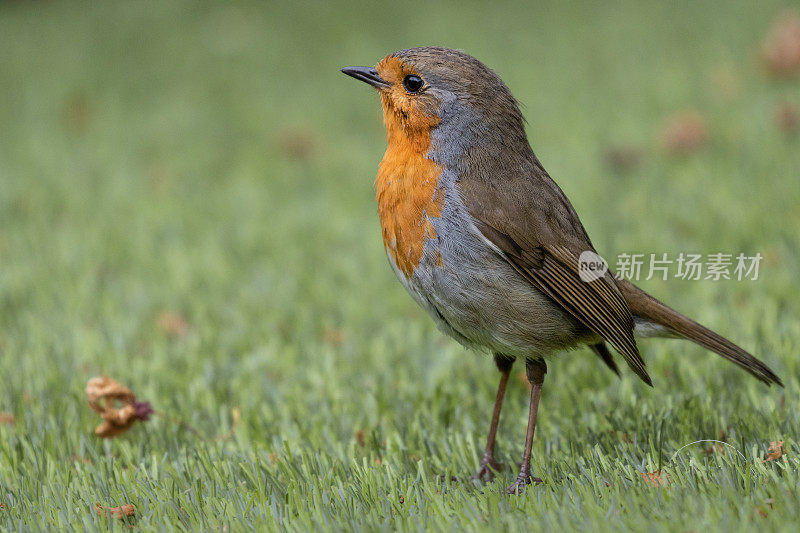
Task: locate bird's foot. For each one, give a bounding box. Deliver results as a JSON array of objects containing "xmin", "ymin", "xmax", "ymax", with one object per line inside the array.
[
  {"xmin": 506, "ymin": 472, "xmax": 543, "ymax": 495},
  {"xmin": 471, "ymin": 455, "xmax": 503, "ymax": 483}
]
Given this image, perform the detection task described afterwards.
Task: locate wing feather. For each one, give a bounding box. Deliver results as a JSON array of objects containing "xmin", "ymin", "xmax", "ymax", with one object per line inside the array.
[{"xmin": 475, "ymin": 220, "xmax": 652, "ymax": 385}]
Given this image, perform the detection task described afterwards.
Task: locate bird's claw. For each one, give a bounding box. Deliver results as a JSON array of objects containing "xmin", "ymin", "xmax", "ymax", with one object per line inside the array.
[
  {"xmin": 506, "ymin": 473, "xmax": 543, "ymax": 495},
  {"xmin": 471, "ymin": 456, "xmax": 503, "ymax": 483}
]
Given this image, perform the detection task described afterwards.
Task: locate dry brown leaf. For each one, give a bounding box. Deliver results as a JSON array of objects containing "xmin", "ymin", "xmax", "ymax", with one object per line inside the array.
[
  {"xmin": 276, "ymin": 127, "xmax": 318, "ymax": 160},
  {"xmin": 705, "ymin": 430, "xmax": 727, "ymax": 455},
  {"xmin": 660, "ymin": 111, "xmax": 709, "ymax": 154},
  {"xmin": 86, "ymin": 376, "xmax": 153, "ymax": 438},
  {"xmin": 640, "ymin": 470, "xmax": 669, "ymax": 487},
  {"xmin": 754, "ymin": 497, "xmax": 776, "ymax": 520},
  {"xmin": 762, "ymin": 11, "xmax": 800, "ymax": 79},
  {"xmin": 86, "ymin": 376, "xmax": 135, "ymax": 408},
  {"xmin": 0, "ymin": 413, "xmax": 14, "ymax": 425},
  {"xmin": 157, "ymin": 312, "xmax": 189, "ymax": 337},
  {"xmin": 705, "ymin": 443, "xmax": 725, "ymax": 455},
  {"xmin": 94, "ymin": 502, "xmax": 135, "ymax": 519},
  {"xmin": 64, "ymin": 92, "xmax": 94, "ymax": 134},
  {"xmin": 322, "ymin": 327, "xmax": 344, "ymax": 346},
  {"xmin": 764, "ymin": 440, "xmax": 784, "ymax": 462},
  {"xmin": 776, "ymin": 102, "xmax": 799, "ymax": 135},
  {"xmin": 609, "ymin": 430, "xmax": 632, "ymax": 443}
]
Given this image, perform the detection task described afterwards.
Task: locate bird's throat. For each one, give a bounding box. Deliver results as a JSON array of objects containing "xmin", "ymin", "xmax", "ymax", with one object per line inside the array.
[{"xmin": 376, "ymin": 105, "xmax": 444, "ymax": 278}]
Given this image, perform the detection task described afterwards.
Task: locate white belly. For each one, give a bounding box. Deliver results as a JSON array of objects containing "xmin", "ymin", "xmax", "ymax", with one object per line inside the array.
[{"xmin": 385, "ymin": 183, "xmax": 590, "ymax": 359}]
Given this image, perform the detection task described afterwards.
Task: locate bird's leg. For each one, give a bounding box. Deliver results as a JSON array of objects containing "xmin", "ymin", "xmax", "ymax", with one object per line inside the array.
[
  {"xmin": 507, "ymin": 358, "xmax": 547, "ymax": 495},
  {"xmin": 473, "ymin": 354, "xmax": 514, "ymax": 482}
]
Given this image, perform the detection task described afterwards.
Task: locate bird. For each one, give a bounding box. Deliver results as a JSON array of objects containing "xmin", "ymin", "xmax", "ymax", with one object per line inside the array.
[{"xmin": 341, "ymin": 47, "xmax": 783, "ymax": 494}]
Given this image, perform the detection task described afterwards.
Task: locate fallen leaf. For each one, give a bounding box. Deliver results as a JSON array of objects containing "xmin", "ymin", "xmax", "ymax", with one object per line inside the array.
[
  {"xmin": 609, "ymin": 430, "xmax": 632, "ymax": 443},
  {"xmin": 704, "ymin": 443, "xmax": 725, "ymax": 455},
  {"xmin": 322, "ymin": 327, "xmax": 344, "ymax": 346},
  {"xmin": 776, "ymin": 102, "xmax": 799, "ymax": 135},
  {"xmin": 0, "ymin": 413, "xmax": 14, "ymax": 425},
  {"xmin": 753, "ymin": 497, "xmax": 775, "ymax": 520},
  {"xmin": 157, "ymin": 312, "xmax": 189, "ymax": 338},
  {"xmin": 761, "ymin": 11, "xmax": 800, "ymax": 79},
  {"xmin": 640, "ymin": 470, "xmax": 669, "ymax": 487},
  {"xmin": 705, "ymin": 429, "xmax": 727, "ymax": 455},
  {"xmin": 660, "ymin": 111, "xmax": 708, "ymax": 154},
  {"xmin": 94, "ymin": 502, "xmax": 135, "ymax": 519},
  {"xmin": 764, "ymin": 440, "xmax": 784, "ymax": 462},
  {"xmin": 64, "ymin": 92, "xmax": 94, "ymax": 134},
  {"xmin": 86, "ymin": 376, "xmax": 153, "ymax": 438}
]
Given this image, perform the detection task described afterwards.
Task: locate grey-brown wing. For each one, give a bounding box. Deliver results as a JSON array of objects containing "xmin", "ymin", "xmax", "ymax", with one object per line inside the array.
[{"xmin": 474, "ymin": 219, "xmax": 652, "ymax": 385}]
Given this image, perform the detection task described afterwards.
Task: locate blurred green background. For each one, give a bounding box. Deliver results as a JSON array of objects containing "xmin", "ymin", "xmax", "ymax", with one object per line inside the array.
[{"xmin": 1, "ymin": 0, "xmax": 798, "ymax": 530}]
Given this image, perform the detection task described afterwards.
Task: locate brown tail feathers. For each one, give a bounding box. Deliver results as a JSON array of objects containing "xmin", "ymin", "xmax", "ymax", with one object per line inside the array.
[
  {"xmin": 617, "ymin": 280, "xmax": 783, "ymax": 387},
  {"xmin": 590, "ymin": 342, "xmax": 621, "ymax": 377}
]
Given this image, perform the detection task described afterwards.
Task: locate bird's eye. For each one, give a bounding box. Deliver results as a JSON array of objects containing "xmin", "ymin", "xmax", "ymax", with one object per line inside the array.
[{"xmin": 402, "ymin": 75, "xmax": 424, "ymax": 94}]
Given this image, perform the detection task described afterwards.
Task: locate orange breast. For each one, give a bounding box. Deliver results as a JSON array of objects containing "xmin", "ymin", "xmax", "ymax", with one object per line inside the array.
[{"xmin": 376, "ymin": 101, "xmax": 444, "ymax": 278}]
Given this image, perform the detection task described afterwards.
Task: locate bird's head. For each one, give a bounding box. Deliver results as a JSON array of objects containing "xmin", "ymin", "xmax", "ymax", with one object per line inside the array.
[{"xmin": 342, "ymin": 47, "xmax": 529, "ymax": 158}]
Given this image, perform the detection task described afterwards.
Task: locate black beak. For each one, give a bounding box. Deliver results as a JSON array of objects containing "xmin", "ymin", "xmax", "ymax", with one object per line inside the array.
[{"xmin": 340, "ymin": 66, "xmax": 390, "ymax": 89}]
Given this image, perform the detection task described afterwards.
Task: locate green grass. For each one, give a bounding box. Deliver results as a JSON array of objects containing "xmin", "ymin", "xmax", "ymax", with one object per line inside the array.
[{"xmin": 1, "ymin": 0, "xmax": 799, "ymax": 530}]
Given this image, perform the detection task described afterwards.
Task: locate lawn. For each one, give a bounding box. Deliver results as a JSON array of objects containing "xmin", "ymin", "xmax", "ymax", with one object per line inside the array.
[{"xmin": 1, "ymin": 0, "xmax": 799, "ymax": 530}]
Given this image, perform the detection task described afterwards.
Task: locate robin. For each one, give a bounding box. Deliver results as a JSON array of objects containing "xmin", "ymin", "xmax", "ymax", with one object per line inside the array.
[{"xmin": 341, "ymin": 47, "xmax": 783, "ymax": 494}]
